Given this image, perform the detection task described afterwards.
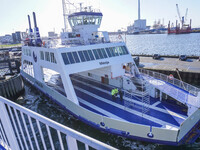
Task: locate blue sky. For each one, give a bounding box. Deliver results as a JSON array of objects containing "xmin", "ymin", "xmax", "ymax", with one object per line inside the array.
[{"xmin": 0, "ymin": 0, "xmax": 200, "ymax": 36}]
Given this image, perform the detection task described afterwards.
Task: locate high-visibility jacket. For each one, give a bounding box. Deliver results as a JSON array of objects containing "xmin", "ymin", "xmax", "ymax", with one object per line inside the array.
[
  {"xmin": 114, "ymin": 88, "xmax": 119, "ymax": 94},
  {"xmin": 111, "ymin": 89, "xmax": 115, "ymax": 96}
]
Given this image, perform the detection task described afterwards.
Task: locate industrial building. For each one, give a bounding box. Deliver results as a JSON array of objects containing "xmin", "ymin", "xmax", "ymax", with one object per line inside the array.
[{"xmin": 127, "ymin": 0, "xmax": 147, "ymax": 34}]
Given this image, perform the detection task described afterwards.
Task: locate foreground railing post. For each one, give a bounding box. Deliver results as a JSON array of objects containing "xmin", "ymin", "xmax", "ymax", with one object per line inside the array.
[
  {"xmin": 66, "ymin": 135, "xmax": 78, "ymax": 150},
  {"xmin": 0, "ymin": 99, "xmax": 20, "ymax": 150}
]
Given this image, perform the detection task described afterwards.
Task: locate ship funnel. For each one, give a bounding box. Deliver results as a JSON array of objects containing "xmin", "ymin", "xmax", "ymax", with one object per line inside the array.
[
  {"xmin": 28, "ymin": 15, "xmax": 32, "ymax": 31},
  {"xmin": 32, "ymin": 12, "xmax": 42, "ymax": 47},
  {"xmin": 33, "ymin": 12, "xmax": 37, "ymax": 28}
]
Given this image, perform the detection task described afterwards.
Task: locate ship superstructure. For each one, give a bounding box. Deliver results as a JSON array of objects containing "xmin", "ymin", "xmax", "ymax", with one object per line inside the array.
[{"xmin": 21, "ymin": 3, "xmax": 200, "ymax": 145}]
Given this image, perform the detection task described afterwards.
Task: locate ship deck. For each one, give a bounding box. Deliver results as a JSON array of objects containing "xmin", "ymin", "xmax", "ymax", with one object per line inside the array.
[{"xmin": 46, "ymin": 73, "xmax": 188, "ymax": 130}]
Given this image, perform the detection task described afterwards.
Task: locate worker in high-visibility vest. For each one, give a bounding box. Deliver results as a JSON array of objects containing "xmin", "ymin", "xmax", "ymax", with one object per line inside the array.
[
  {"xmin": 114, "ymin": 88, "xmax": 119, "ymax": 97},
  {"xmin": 111, "ymin": 89, "xmax": 116, "ymax": 100}
]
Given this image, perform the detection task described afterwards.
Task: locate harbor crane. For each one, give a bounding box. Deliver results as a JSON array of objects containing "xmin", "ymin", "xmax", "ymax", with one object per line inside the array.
[{"xmin": 176, "ymin": 4, "xmax": 189, "ymax": 28}]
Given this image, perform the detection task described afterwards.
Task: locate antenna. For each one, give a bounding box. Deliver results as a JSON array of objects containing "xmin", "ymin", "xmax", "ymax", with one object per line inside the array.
[{"xmin": 62, "ymin": 0, "xmax": 78, "ymax": 32}]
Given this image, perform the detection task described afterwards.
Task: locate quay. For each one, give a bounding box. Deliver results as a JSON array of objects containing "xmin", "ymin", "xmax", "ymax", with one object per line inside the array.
[{"xmin": 136, "ymin": 55, "xmax": 200, "ymax": 85}]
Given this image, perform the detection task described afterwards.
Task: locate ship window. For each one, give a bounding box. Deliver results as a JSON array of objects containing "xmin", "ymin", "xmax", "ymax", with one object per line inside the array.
[
  {"xmin": 96, "ymin": 49, "xmax": 104, "ymax": 59},
  {"xmin": 88, "ymin": 50, "xmax": 95, "ymax": 60},
  {"xmin": 69, "ymin": 18, "xmax": 74, "ymax": 27},
  {"xmin": 83, "ymin": 50, "xmax": 90, "ymax": 61},
  {"xmin": 101, "ymin": 48, "xmax": 108, "ymax": 58},
  {"xmin": 67, "ymin": 52, "xmax": 75, "ymax": 64},
  {"xmin": 92, "ymin": 49, "xmax": 100, "ymax": 60},
  {"xmin": 105, "ymin": 48, "xmax": 112, "ymax": 57},
  {"xmin": 50, "ymin": 52, "xmax": 56, "ymax": 63},
  {"xmin": 113, "ymin": 47, "xmax": 119, "ymax": 56},
  {"xmin": 28, "ymin": 49, "xmax": 31, "ymax": 56},
  {"xmin": 109, "ymin": 47, "xmax": 116, "ymax": 57},
  {"xmin": 83, "ymin": 16, "xmax": 89, "ymax": 25},
  {"xmin": 40, "ymin": 51, "xmax": 44, "ymax": 60},
  {"xmin": 45, "ymin": 52, "xmax": 50, "ymax": 61},
  {"xmin": 78, "ymin": 51, "xmax": 86, "ymax": 62},
  {"xmin": 117, "ymin": 47, "xmax": 123, "ymax": 55},
  {"xmin": 90, "ymin": 17, "xmax": 96, "ymax": 24},
  {"xmin": 62, "ymin": 53, "xmax": 70, "ymax": 65},
  {"xmin": 72, "ymin": 52, "xmax": 80, "ymax": 63},
  {"xmin": 76, "ymin": 16, "xmax": 83, "ymax": 25},
  {"xmin": 121, "ymin": 46, "xmax": 129, "ymax": 54},
  {"xmin": 95, "ymin": 17, "xmax": 102, "ymax": 25}
]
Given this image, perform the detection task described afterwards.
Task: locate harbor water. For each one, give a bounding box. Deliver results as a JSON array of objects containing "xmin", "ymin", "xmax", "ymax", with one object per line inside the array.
[
  {"xmin": 17, "ymin": 33, "xmax": 200, "ymax": 150},
  {"xmin": 125, "ymin": 33, "xmax": 200, "ymax": 56}
]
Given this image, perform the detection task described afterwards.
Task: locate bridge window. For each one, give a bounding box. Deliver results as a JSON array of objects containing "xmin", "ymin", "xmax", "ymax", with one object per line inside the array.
[
  {"xmin": 69, "ymin": 16, "xmax": 102, "ymax": 27},
  {"xmin": 50, "ymin": 52, "xmax": 56, "ymax": 63},
  {"xmin": 61, "ymin": 53, "xmax": 70, "ymax": 65},
  {"xmin": 83, "ymin": 51, "xmax": 90, "ymax": 61},
  {"xmin": 83, "ymin": 16, "xmax": 89, "ymax": 25},
  {"xmin": 101, "ymin": 48, "xmax": 108, "ymax": 58},
  {"xmin": 121, "ymin": 46, "xmax": 129, "ymax": 54},
  {"xmin": 45, "ymin": 52, "xmax": 50, "ymax": 61},
  {"xmin": 40, "ymin": 51, "xmax": 44, "ymax": 60},
  {"xmin": 113, "ymin": 47, "xmax": 119, "ymax": 56},
  {"xmin": 96, "ymin": 49, "xmax": 104, "ymax": 59},
  {"xmin": 78, "ymin": 51, "xmax": 86, "ymax": 62},
  {"xmin": 109, "ymin": 47, "xmax": 116, "ymax": 57},
  {"xmin": 88, "ymin": 50, "xmax": 95, "ymax": 60},
  {"xmin": 117, "ymin": 47, "xmax": 123, "ymax": 55},
  {"xmin": 72, "ymin": 52, "xmax": 80, "ymax": 63},
  {"xmin": 92, "ymin": 49, "xmax": 100, "ymax": 60},
  {"xmin": 105, "ymin": 48, "xmax": 112, "ymax": 57},
  {"xmin": 67, "ymin": 52, "xmax": 75, "ymax": 64}
]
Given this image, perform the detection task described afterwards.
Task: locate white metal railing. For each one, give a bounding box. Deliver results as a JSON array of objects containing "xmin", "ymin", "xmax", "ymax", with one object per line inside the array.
[
  {"xmin": 139, "ymin": 68, "xmax": 200, "ymax": 97},
  {"xmin": 0, "ymin": 96, "xmax": 117, "ymax": 150}
]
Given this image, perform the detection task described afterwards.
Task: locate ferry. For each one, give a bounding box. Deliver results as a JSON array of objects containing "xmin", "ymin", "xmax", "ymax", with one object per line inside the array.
[{"xmin": 21, "ymin": 3, "xmax": 200, "ymax": 145}]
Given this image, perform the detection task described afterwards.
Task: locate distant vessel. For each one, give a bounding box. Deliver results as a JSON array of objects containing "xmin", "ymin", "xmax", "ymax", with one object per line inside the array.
[
  {"xmin": 21, "ymin": 2, "xmax": 200, "ymax": 145},
  {"xmin": 168, "ymin": 4, "xmax": 192, "ymax": 34}
]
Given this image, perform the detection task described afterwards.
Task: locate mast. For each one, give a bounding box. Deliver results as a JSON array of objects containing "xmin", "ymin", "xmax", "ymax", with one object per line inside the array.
[{"xmin": 62, "ymin": 0, "xmax": 68, "ymax": 32}]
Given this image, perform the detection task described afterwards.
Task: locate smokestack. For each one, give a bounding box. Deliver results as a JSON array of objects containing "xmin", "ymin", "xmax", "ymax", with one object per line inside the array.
[
  {"xmin": 33, "ymin": 12, "xmax": 37, "ymax": 28},
  {"xmin": 28, "ymin": 15, "xmax": 32, "ymax": 30},
  {"xmin": 138, "ymin": 0, "xmax": 140, "ymax": 20}
]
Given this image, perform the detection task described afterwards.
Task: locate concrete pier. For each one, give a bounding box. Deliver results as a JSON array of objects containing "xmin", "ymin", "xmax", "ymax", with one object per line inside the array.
[
  {"xmin": 137, "ymin": 56, "xmax": 200, "ymax": 86},
  {"xmin": 0, "ymin": 74, "xmax": 24, "ymax": 99}
]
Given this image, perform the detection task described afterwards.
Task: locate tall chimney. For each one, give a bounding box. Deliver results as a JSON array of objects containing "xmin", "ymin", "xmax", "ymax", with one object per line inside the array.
[{"xmin": 138, "ymin": 0, "xmax": 140, "ymax": 20}]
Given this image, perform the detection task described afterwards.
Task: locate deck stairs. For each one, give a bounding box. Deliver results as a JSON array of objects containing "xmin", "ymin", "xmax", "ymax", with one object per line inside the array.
[{"xmin": 124, "ymin": 72, "xmax": 150, "ymax": 115}]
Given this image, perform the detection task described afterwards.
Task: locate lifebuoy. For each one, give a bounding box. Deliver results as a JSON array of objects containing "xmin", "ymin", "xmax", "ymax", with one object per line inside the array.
[
  {"xmin": 118, "ymin": 34, "xmax": 122, "ymax": 39},
  {"xmin": 168, "ymin": 74, "xmax": 174, "ymax": 80}
]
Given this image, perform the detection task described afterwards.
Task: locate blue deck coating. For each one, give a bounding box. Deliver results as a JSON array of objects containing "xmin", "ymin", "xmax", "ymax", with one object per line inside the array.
[
  {"xmin": 71, "ymin": 77, "xmax": 185, "ymax": 126},
  {"xmin": 72, "ymin": 75, "xmax": 158, "ymax": 105},
  {"xmin": 79, "ymin": 102, "xmax": 108, "ymax": 116},
  {"xmin": 156, "ymin": 102, "xmax": 188, "ymax": 116},
  {"xmin": 0, "ymin": 144, "xmax": 6, "ymax": 150},
  {"xmin": 75, "ymin": 89, "xmax": 162, "ymax": 127}
]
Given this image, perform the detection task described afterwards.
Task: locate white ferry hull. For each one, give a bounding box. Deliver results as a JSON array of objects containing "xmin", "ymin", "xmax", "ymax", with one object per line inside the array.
[{"xmin": 20, "ymin": 71, "xmax": 200, "ymax": 145}]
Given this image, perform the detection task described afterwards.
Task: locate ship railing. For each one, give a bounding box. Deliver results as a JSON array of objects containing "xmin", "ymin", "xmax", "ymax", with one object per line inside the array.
[
  {"xmin": 139, "ymin": 68, "xmax": 200, "ymax": 97},
  {"xmin": 109, "ymin": 35, "xmax": 124, "ymax": 43},
  {"xmin": 0, "ymin": 96, "xmax": 116, "ymax": 150}
]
